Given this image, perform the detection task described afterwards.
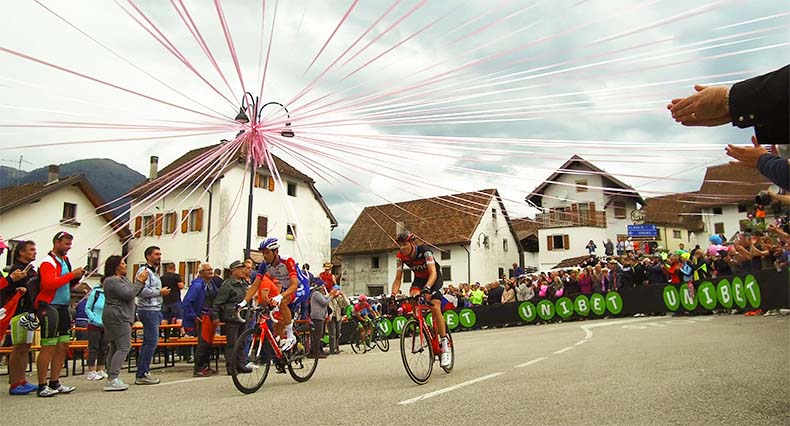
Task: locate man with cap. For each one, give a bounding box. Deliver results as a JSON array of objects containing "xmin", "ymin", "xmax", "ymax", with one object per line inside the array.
[
  {"xmin": 213, "ymin": 261, "xmax": 251, "ymax": 375},
  {"xmin": 327, "ymin": 285, "xmax": 350, "ymax": 354},
  {"xmin": 319, "ymin": 262, "xmax": 336, "ymax": 292}
]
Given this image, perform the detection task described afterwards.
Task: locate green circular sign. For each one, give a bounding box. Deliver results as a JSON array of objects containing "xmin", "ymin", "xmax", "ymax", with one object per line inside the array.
[
  {"xmin": 716, "ymin": 279, "xmax": 732, "ymax": 309},
  {"xmin": 518, "ymin": 301, "xmax": 537, "ymax": 322},
  {"xmin": 537, "ymin": 299, "xmax": 555, "ymax": 321},
  {"xmin": 743, "ymin": 274, "xmax": 761, "ymax": 308},
  {"xmin": 459, "ymin": 308, "xmax": 477, "ymax": 328},
  {"xmin": 443, "ymin": 310, "xmax": 460, "ymax": 330},
  {"xmin": 731, "ymin": 277, "xmax": 746, "ymax": 309},
  {"xmin": 590, "ymin": 293, "xmax": 606, "ymax": 316},
  {"xmin": 663, "ymin": 286, "xmax": 680, "ymax": 311},
  {"xmin": 574, "ymin": 295, "xmax": 590, "ymax": 316},
  {"xmin": 392, "ymin": 316, "xmax": 407, "ymax": 335},
  {"xmin": 697, "ymin": 282, "xmax": 717, "ymax": 310},
  {"xmin": 555, "ymin": 297, "xmax": 574, "ymax": 319},
  {"xmin": 680, "ymin": 284, "xmax": 698, "ymax": 311},
  {"xmin": 605, "ymin": 291, "xmax": 623, "ymax": 315},
  {"xmin": 378, "ymin": 318, "xmax": 393, "ymax": 336}
]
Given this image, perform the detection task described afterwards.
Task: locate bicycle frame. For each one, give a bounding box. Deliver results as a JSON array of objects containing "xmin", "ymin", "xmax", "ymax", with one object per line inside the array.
[
  {"xmin": 249, "ymin": 309, "xmax": 285, "ymax": 362},
  {"xmin": 409, "ymin": 297, "xmax": 441, "ymax": 356}
]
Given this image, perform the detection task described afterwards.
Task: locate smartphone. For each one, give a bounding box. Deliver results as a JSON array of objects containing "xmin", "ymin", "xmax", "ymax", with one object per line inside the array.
[{"xmin": 22, "ymin": 263, "xmax": 33, "ymax": 273}]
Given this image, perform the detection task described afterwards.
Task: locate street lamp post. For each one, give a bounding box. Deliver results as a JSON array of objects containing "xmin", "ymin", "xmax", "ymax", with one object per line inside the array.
[{"xmin": 236, "ymin": 92, "xmax": 294, "ymax": 260}]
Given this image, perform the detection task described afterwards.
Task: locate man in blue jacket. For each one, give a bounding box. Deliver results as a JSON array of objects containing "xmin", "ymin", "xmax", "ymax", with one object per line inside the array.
[{"xmin": 182, "ymin": 263, "xmax": 219, "ymax": 377}]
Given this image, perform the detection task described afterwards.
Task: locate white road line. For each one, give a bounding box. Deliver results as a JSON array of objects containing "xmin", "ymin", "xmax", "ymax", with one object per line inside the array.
[
  {"xmin": 397, "ymin": 372, "xmax": 504, "ymax": 405},
  {"xmin": 514, "ymin": 357, "xmax": 548, "ymax": 369},
  {"xmin": 574, "ymin": 339, "xmax": 588, "ymax": 346},
  {"xmin": 157, "ymin": 377, "xmax": 209, "ymax": 387},
  {"xmin": 553, "ymin": 347, "xmax": 572, "ymax": 354}
]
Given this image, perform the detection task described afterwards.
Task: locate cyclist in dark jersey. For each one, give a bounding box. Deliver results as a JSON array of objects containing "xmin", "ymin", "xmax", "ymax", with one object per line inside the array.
[{"xmin": 390, "ymin": 231, "xmax": 452, "ymax": 367}]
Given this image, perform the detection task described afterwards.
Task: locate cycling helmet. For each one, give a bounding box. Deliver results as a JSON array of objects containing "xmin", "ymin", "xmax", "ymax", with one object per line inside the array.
[
  {"xmin": 358, "ymin": 294, "xmax": 367, "ymax": 302},
  {"xmin": 259, "ymin": 237, "xmax": 280, "ymax": 251},
  {"xmin": 19, "ymin": 313, "xmax": 40, "ymax": 331},
  {"xmin": 396, "ymin": 231, "xmax": 415, "ymax": 244}
]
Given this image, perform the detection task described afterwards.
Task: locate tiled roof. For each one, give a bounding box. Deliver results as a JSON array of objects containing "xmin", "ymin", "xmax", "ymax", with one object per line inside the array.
[
  {"xmin": 696, "ymin": 162, "xmax": 773, "ymax": 205},
  {"xmin": 642, "ymin": 193, "xmax": 705, "ymax": 232},
  {"xmin": 511, "ymin": 217, "xmax": 539, "ymax": 240},
  {"xmin": 0, "ymin": 175, "xmax": 131, "ymax": 239},
  {"xmin": 334, "ymin": 189, "xmax": 518, "ymax": 256},
  {"xmin": 551, "ymin": 254, "xmax": 593, "ymax": 269}
]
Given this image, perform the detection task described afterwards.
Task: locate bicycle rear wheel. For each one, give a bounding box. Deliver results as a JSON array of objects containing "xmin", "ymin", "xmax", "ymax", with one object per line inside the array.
[
  {"xmin": 375, "ymin": 327, "xmax": 390, "ymax": 352},
  {"xmin": 231, "ymin": 327, "xmax": 272, "ymax": 394},
  {"xmin": 399, "ymin": 319, "xmax": 433, "ymax": 385},
  {"xmin": 441, "ymin": 330, "xmax": 454, "ymax": 373},
  {"xmin": 350, "ymin": 328, "xmax": 366, "ymax": 354},
  {"xmin": 287, "ymin": 325, "xmax": 318, "ymax": 382}
]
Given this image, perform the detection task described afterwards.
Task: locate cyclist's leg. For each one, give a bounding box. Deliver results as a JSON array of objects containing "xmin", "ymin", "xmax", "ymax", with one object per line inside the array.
[
  {"xmin": 430, "ymin": 298, "xmax": 446, "ymax": 338},
  {"xmin": 277, "ymin": 298, "xmax": 292, "ymax": 339}
]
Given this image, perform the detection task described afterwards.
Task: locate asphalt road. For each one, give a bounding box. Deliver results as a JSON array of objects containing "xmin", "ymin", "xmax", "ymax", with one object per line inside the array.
[{"xmin": 1, "ymin": 314, "xmax": 788, "ymax": 425}]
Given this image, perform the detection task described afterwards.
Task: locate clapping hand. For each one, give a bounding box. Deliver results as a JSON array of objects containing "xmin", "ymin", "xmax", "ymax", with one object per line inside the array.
[{"xmin": 667, "ymin": 84, "xmax": 731, "ymax": 126}]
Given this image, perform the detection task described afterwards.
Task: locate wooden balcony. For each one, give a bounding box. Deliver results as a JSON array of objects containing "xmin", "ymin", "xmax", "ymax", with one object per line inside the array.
[{"xmin": 535, "ymin": 210, "xmax": 607, "ymax": 229}]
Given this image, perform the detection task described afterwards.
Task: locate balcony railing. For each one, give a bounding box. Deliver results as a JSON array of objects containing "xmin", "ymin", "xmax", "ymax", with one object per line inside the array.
[{"xmin": 535, "ymin": 210, "xmax": 607, "ymax": 228}]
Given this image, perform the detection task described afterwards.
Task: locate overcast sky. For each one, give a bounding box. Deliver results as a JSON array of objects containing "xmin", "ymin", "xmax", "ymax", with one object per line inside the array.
[{"xmin": 1, "ymin": 0, "xmax": 788, "ymax": 239}]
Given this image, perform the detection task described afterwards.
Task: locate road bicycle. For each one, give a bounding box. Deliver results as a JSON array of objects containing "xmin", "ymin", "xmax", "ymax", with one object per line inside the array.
[
  {"xmin": 398, "ymin": 295, "xmax": 454, "ymax": 385},
  {"xmin": 369, "ymin": 316, "xmax": 390, "ymax": 352},
  {"xmin": 230, "ymin": 304, "xmax": 317, "ymax": 394}
]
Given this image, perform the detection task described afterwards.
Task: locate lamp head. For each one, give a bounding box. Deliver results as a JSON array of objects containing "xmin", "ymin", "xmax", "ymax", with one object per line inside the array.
[{"xmin": 234, "ymin": 107, "xmax": 250, "ymax": 124}]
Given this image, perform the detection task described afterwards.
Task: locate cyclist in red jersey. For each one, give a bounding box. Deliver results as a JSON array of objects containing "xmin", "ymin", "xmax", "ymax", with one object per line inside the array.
[
  {"xmin": 390, "ymin": 231, "xmax": 452, "ymax": 367},
  {"xmin": 241, "ymin": 238, "xmax": 299, "ymax": 350}
]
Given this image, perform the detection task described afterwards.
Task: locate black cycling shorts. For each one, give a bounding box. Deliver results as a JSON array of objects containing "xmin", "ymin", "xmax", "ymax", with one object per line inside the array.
[
  {"xmin": 37, "ymin": 304, "xmax": 71, "ymax": 346},
  {"xmin": 410, "ymin": 277, "xmax": 443, "ymax": 301}
]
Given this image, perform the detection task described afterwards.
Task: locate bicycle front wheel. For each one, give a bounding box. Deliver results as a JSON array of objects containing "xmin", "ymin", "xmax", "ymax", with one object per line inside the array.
[
  {"xmin": 375, "ymin": 327, "xmax": 390, "ymax": 352},
  {"xmin": 231, "ymin": 327, "xmax": 272, "ymax": 394},
  {"xmin": 399, "ymin": 318, "xmax": 433, "ymax": 385},
  {"xmin": 287, "ymin": 326, "xmax": 318, "ymax": 382}
]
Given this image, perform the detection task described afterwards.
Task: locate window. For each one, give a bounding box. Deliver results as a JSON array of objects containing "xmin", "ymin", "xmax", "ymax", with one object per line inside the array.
[
  {"xmin": 575, "ymin": 179, "xmax": 588, "ymax": 192},
  {"xmin": 4, "ymin": 240, "xmax": 21, "ymax": 267},
  {"xmin": 498, "ymin": 267, "xmax": 505, "ymax": 279},
  {"xmin": 440, "ymin": 250, "xmax": 451, "ymax": 261},
  {"xmin": 62, "ymin": 202, "xmax": 77, "ymax": 220},
  {"xmin": 492, "ymin": 208, "xmax": 497, "ymax": 220},
  {"xmin": 547, "ymin": 234, "xmax": 569, "ymax": 250},
  {"xmin": 737, "ymin": 205, "xmax": 747, "ymax": 213},
  {"xmin": 163, "ymin": 212, "xmax": 177, "ymax": 234},
  {"xmin": 142, "ymin": 215, "xmax": 155, "ymax": 236},
  {"xmin": 254, "ymin": 172, "xmax": 268, "ymax": 189},
  {"xmin": 286, "ymin": 224, "xmax": 296, "ymax": 240},
  {"xmin": 613, "ymin": 201, "xmax": 626, "ymax": 219},
  {"xmin": 87, "ymin": 249, "xmax": 100, "ymax": 272},
  {"xmin": 287, "ymin": 182, "xmax": 297, "ymax": 197},
  {"xmin": 441, "ymin": 266, "xmax": 452, "ymax": 281},
  {"xmin": 714, "ymin": 222, "xmax": 725, "ymax": 234},
  {"xmin": 712, "ymin": 207, "xmax": 723, "ymax": 215},
  {"xmin": 503, "ymin": 239, "xmax": 509, "ymax": 252},
  {"xmin": 188, "ymin": 209, "xmax": 203, "ymax": 232},
  {"xmin": 402, "ymin": 269, "xmax": 412, "ymax": 283},
  {"xmin": 371, "ymin": 256, "xmax": 380, "ymax": 270},
  {"xmin": 182, "ymin": 260, "xmax": 201, "ymax": 284},
  {"xmin": 257, "ymin": 216, "xmax": 268, "ymax": 237},
  {"xmin": 367, "ymin": 286, "xmax": 384, "ymax": 296},
  {"xmin": 672, "ymin": 230, "xmax": 682, "ymax": 239}
]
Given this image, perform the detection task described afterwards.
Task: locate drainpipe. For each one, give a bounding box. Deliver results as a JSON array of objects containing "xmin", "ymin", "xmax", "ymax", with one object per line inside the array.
[
  {"xmin": 461, "ymin": 244, "xmax": 471, "ymax": 284},
  {"xmin": 205, "ymin": 184, "xmax": 213, "ymax": 261}
]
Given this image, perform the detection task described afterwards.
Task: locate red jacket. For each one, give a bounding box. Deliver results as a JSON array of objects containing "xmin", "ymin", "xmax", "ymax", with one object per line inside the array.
[{"xmin": 35, "ymin": 253, "xmax": 75, "ymax": 308}]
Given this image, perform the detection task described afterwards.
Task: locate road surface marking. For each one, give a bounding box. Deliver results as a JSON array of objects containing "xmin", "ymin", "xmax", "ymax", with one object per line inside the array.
[
  {"xmin": 515, "ymin": 357, "xmax": 548, "ymax": 369},
  {"xmin": 157, "ymin": 378, "xmax": 208, "ymax": 387},
  {"xmin": 398, "ymin": 372, "xmax": 504, "ymax": 405},
  {"xmin": 574, "ymin": 339, "xmax": 588, "ymax": 346},
  {"xmin": 553, "ymin": 347, "xmax": 572, "ymax": 354}
]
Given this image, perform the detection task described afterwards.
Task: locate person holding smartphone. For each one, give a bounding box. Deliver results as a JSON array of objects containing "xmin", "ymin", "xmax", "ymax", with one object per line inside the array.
[{"xmin": 2, "ymin": 241, "xmax": 38, "ymax": 395}]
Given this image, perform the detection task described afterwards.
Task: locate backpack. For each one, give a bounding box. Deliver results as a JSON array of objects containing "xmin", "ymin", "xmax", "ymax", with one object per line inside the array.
[{"xmin": 28, "ymin": 253, "xmax": 72, "ymax": 309}]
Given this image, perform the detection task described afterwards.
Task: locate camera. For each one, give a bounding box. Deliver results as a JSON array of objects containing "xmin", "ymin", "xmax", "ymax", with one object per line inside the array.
[{"xmin": 755, "ymin": 190, "xmax": 772, "ymax": 206}]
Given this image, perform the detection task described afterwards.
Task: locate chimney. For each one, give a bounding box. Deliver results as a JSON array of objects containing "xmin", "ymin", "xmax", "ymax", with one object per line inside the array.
[
  {"xmin": 149, "ymin": 156, "xmax": 158, "ymax": 181},
  {"xmin": 46, "ymin": 165, "xmax": 60, "ymax": 184}
]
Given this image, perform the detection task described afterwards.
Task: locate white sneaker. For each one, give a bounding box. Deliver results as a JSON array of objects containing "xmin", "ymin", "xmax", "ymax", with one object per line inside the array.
[
  {"xmin": 37, "ymin": 386, "xmax": 59, "ymax": 397},
  {"xmin": 86, "ymin": 371, "xmax": 99, "ymax": 381},
  {"xmin": 97, "ymin": 370, "xmax": 109, "ymax": 380},
  {"xmin": 245, "ymin": 362, "xmax": 259, "ymax": 370},
  {"xmin": 103, "ymin": 378, "xmax": 129, "ymax": 392},
  {"xmin": 440, "ymin": 350, "xmax": 452, "ymax": 368},
  {"xmin": 279, "ymin": 335, "xmax": 296, "ymax": 351},
  {"xmin": 53, "ymin": 383, "xmax": 76, "ymax": 394}
]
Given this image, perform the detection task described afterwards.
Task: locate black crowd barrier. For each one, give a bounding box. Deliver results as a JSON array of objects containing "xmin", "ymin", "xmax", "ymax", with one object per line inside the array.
[{"xmin": 352, "ymin": 269, "xmax": 789, "ymax": 340}]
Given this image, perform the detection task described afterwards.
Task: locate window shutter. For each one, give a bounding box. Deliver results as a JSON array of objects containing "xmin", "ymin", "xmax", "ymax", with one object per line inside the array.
[
  {"xmin": 181, "ymin": 210, "xmax": 189, "ymax": 233},
  {"xmin": 154, "ymin": 213, "xmax": 163, "ymax": 236},
  {"xmin": 268, "ymin": 176, "xmax": 275, "ymax": 192},
  {"xmin": 134, "ymin": 216, "xmax": 142, "ymax": 238},
  {"xmin": 257, "ymin": 216, "xmax": 268, "ymax": 237},
  {"xmin": 563, "ymin": 235, "xmax": 570, "ymax": 249},
  {"xmin": 168, "ymin": 212, "xmax": 176, "ymax": 234},
  {"xmin": 547, "ymin": 235, "xmax": 554, "ymax": 251},
  {"xmin": 179, "ymin": 262, "xmax": 186, "ymax": 279},
  {"xmin": 196, "ymin": 208, "xmax": 204, "ymax": 231},
  {"xmin": 589, "ymin": 202, "xmax": 596, "ymax": 211}
]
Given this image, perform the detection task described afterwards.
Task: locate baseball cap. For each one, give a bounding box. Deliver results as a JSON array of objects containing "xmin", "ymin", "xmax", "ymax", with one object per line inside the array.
[{"xmin": 229, "ymin": 260, "xmax": 244, "ymax": 270}]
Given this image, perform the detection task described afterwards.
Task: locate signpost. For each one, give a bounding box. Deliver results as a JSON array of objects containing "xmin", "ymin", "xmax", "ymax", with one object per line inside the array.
[{"xmin": 627, "ymin": 224, "xmax": 658, "ymax": 238}]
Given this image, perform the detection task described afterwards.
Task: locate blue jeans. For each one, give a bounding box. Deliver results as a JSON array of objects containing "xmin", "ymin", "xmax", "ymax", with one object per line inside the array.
[{"xmin": 137, "ymin": 310, "xmax": 162, "ymax": 377}]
